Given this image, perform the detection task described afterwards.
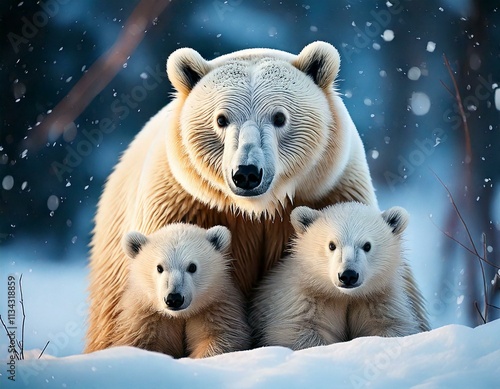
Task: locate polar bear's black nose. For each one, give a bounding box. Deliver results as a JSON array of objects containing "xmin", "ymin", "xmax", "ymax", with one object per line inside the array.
[
  {"xmin": 165, "ymin": 293, "xmax": 184, "ymax": 309},
  {"xmin": 338, "ymin": 270, "xmax": 359, "ymax": 287},
  {"xmin": 232, "ymin": 165, "xmax": 263, "ymax": 190}
]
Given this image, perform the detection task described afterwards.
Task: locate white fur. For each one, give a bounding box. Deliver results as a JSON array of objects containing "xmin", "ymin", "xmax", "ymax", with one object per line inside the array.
[
  {"xmin": 250, "ymin": 203, "xmax": 429, "ymax": 350},
  {"xmin": 114, "ymin": 223, "xmax": 251, "ymax": 358},
  {"xmin": 123, "ymin": 224, "xmax": 231, "ymax": 318},
  {"xmin": 86, "ymin": 42, "xmax": 380, "ymax": 353},
  {"xmin": 165, "ymin": 41, "xmax": 367, "ymax": 216}
]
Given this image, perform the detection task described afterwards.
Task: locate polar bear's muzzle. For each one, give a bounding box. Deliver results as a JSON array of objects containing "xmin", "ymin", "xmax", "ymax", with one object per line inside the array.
[{"xmin": 225, "ymin": 121, "xmax": 275, "ymax": 197}]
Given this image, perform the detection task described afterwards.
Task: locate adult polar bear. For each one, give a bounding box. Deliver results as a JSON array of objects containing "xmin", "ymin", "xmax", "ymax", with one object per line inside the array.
[{"xmin": 86, "ymin": 41, "xmax": 381, "ymax": 352}]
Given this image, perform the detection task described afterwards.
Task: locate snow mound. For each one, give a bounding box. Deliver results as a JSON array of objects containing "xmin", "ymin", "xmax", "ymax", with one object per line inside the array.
[{"xmin": 3, "ymin": 320, "xmax": 499, "ymax": 388}]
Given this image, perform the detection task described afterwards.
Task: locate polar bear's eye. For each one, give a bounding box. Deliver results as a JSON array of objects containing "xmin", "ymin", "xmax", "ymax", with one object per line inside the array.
[
  {"xmin": 272, "ymin": 112, "xmax": 286, "ymax": 127},
  {"xmin": 157, "ymin": 265, "xmax": 164, "ymax": 273},
  {"xmin": 216, "ymin": 114, "xmax": 229, "ymax": 128},
  {"xmin": 363, "ymin": 242, "xmax": 371, "ymax": 252},
  {"xmin": 187, "ymin": 263, "xmax": 197, "ymax": 274},
  {"xmin": 328, "ymin": 242, "xmax": 336, "ymax": 251}
]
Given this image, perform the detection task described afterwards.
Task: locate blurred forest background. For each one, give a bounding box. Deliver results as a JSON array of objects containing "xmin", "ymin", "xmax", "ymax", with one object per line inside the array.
[{"xmin": 1, "ymin": 0, "xmax": 499, "ymax": 327}]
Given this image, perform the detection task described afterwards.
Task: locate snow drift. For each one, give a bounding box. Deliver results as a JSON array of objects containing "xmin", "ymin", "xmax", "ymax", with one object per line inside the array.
[{"xmin": 2, "ymin": 319, "xmax": 499, "ymax": 389}]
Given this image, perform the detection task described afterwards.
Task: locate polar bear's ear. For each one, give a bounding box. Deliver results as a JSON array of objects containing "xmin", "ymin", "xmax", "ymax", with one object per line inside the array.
[
  {"xmin": 167, "ymin": 48, "xmax": 211, "ymax": 95},
  {"xmin": 293, "ymin": 41, "xmax": 340, "ymax": 90},
  {"xmin": 123, "ymin": 231, "xmax": 148, "ymax": 259},
  {"xmin": 381, "ymin": 207, "xmax": 409, "ymax": 236},
  {"xmin": 291, "ymin": 206, "xmax": 322, "ymax": 235},
  {"xmin": 206, "ymin": 225, "xmax": 232, "ymax": 253}
]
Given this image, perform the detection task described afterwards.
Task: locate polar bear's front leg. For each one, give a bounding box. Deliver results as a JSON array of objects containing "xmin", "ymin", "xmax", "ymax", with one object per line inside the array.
[
  {"xmin": 185, "ymin": 301, "xmax": 252, "ymax": 358},
  {"xmin": 293, "ymin": 328, "xmax": 329, "ymax": 351}
]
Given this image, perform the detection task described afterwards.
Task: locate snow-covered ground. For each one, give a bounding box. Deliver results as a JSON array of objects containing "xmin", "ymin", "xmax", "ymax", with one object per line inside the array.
[
  {"xmin": 1, "ymin": 252, "xmax": 500, "ymax": 388},
  {"xmin": 1, "ymin": 319, "xmax": 499, "ymax": 388},
  {"xmin": 1, "ymin": 183, "xmax": 498, "ymax": 387},
  {"xmin": 0, "ymin": 257, "xmax": 88, "ymax": 358}
]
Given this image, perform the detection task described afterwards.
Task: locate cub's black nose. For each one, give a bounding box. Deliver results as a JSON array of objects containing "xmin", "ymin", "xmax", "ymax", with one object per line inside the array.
[
  {"xmin": 232, "ymin": 165, "xmax": 262, "ymax": 190},
  {"xmin": 165, "ymin": 293, "xmax": 184, "ymax": 309},
  {"xmin": 338, "ymin": 270, "xmax": 359, "ymax": 287}
]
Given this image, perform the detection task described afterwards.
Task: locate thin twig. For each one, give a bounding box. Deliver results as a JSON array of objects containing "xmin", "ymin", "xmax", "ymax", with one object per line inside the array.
[
  {"xmin": 479, "ymin": 233, "xmax": 488, "ymax": 322},
  {"xmin": 474, "ymin": 302, "xmax": 486, "ymax": 324},
  {"xmin": 429, "ymin": 217, "xmax": 500, "ymax": 269},
  {"xmin": 432, "ymin": 170, "xmax": 498, "ymax": 324},
  {"xmin": 442, "ymin": 54, "xmax": 473, "ymax": 163},
  {"xmin": 439, "ymin": 79, "xmax": 455, "ymax": 97},
  {"xmin": 429, "ymin": 217, "xmax": 474, "ymax": 253},
  {"xmin": 431, "ymin": 171, "xmax": 481, "ymax": 257},
  {"xmin": 19, "ymin": 274, "xmax": 25, "ymax": 360},
  {"xmin": 38, "ymin": 341, "xmax": 50, "ymax": 359}
]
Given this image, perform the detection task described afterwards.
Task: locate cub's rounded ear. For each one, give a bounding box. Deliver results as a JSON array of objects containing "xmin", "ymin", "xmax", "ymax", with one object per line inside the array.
[
  {"xmin": 206, "ymin": 225, "xmax": 232, "ymax": 253},
  {"xmin": 291, "ymin": 206, "xmax": 322, "ymax": 235},
  {"xmin": 382, "ymin": 207, "xmax": 409, "ymax": 235},
  {"xmin": 123, "ymin": 231, "xmax": 148, "ymax": 259},
  {"xmin": 293, "ymin": 41, "xmax": 340, "ymax": 90},
  {"xmin": 166, "ymin": 48, "xmax": 211, "ymax": 95}
]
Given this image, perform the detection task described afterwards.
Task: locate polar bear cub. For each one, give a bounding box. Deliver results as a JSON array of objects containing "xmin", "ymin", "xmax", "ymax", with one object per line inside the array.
[
  {"xmin": 112, "ymin": 223, "xmax": 251, "ymax": 358},
  {"xmin": 250, "ymin": 202, "xmax": 429, "ymax": 350}
]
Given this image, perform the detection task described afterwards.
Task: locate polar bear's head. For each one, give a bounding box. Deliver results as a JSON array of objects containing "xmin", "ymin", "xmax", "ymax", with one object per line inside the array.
[
  {"xmin": 290, "ymin": 203, "xmax": 409, "ymax": 297},
  {"xmin": 166, "ymin": 41, "xmax": 344, "ymax": 216},
  {"xmin": 123, "ymin": 224, "xmax": 232, "ymax": 318}
]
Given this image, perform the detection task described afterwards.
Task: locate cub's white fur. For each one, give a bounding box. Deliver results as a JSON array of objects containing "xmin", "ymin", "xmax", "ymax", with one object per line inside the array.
[
  {"xmin": 113, "ymin": 223, "xmax": 251, "ymax": 358},
  {"xmin": 250, "ymin": 203, "xmax": 429, "ymax": 350}
]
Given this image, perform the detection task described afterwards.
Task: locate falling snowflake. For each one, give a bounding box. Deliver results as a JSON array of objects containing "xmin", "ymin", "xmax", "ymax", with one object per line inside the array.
[
  {"xmin": 47, "ymin": 195, "xmax": 60, "ymax": 211},
  {"xmin": 2, "ymin": 175, "xmax": 14, "ymax": 190},
  {"xmin": 408, "ymin": 67, "xmax": 421, "ymax": 81},
  {"xmin": 382, "ymin": 30, "xmax": 394, "ymax": 42},
  {"xmin": 410, "ymin": 92, "xmax": 431, "ymax": 115}
]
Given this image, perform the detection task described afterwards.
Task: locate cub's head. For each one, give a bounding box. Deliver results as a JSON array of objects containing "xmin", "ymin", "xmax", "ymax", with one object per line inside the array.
[
  {"xmin": 290, "ymin": 203, "xmax": 409, "ymax": 297},
  {"xmin": 122, "ymin": 224, "xmax": 232, "ymax": 318},
  {"xmin": 166, "ymin": 41, "xmax": 342, "ymax": 216}
]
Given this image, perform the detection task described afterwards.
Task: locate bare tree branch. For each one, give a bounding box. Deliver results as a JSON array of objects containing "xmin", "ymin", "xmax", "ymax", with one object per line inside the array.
[
  {"xmin": 431, "ymin": 170, "xmax": 480, "ymax": 257},
  {"xmin": 474, "ymin": 301, "xmax": 486, "ymax": 324},
  {"xmin": 429, "ymin": 217, "xmax": 474, "ymax": 253},
  {"xmin": 478, "ymin": 234, "xmax": 488, "ymax": 322},
  {"xmin": 19, "ymin": 274, "xmax": 25, "ymax": 360},
  {"xmin": 439, "ymin": 79, "xmax": 455, "ymax": 98},
  {"xmin": 38, "ymin": 341, "xmax": 50, "ymax": 359},
  {"xmin": 26, "ymin": 0, "xmax": 171, "ymax": 150},
  {"xmin": 432, "ymin": 170, "xmax": 498, "ymax": 324},
  {"xmin": 442, "ymin": 54, "xmax": 473, "ymax": 164}
]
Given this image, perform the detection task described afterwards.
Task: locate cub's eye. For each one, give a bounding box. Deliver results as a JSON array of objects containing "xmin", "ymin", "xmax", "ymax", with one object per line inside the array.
[
  {"xmin": 328, "ymin": 242, "xmax": 336, "ymax": 251},
  {"xmin": 187, "ymin": 263, "xmax": 197, "ymax": 274},
  {"xmin": 363, "ymin": 242, "xmax": 371, "ymax": 252},
  {"xmin": 272, "ymin": 112, "xmax": 286, "ymax": 127},
  {"xmin": 216, "ymin": 114, "xmax": 229, "ymax": 128},
  {"xmin": 157, "ymin": 265, "xmax": 164, "ymax": 273}
]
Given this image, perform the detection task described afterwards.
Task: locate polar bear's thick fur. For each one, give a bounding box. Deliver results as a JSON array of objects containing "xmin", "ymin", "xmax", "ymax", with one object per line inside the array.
[
  {"xmin": 250, "ymin": 203, "xmax": 429, "ymax": 350},
  {"xmin": 86, "ymin": 42, "xmax": 379, "ymax": 352},
  {"xmin": 110, "ymin": 223, "xmax": 250, "ymax": 358}
]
